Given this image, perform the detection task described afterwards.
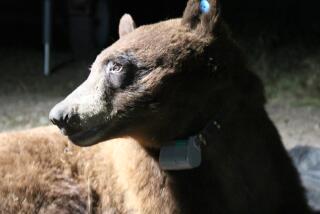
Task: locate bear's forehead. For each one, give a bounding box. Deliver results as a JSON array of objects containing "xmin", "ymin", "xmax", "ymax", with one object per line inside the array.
[{"xmin": 96, "ymin": 19, "xmax": 210, "ymax": 66}]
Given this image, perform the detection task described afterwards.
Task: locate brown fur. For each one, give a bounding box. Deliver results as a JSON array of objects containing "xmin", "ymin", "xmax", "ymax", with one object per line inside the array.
[
  {"xmin": 0, "ymin": 0, "xmax": 312, "ymax": 213},
  {"xmin": 0, "ymin": 127, "xmax": 179, "ymax": 213}
]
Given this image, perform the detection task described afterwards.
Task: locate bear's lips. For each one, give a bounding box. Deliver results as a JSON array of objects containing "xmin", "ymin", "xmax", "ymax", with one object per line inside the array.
[{"xmin": 67, "ymin": 125, "xmax": 107, "ymax": 147}]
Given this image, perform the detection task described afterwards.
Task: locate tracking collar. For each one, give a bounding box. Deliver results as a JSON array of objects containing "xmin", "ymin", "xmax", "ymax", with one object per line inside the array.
[{"xmin": 159, "ymin": 120, "xmax": 222, "ymax": 170}]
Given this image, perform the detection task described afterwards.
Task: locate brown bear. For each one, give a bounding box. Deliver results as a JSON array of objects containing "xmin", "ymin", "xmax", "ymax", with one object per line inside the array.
[{"xmin": 0, "ymin": 0, "xmax": 313, "ymax": 213}]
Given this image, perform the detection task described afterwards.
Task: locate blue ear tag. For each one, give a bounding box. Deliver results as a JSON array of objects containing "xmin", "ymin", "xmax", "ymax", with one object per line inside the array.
[{"xmin": 200, "ymin": 0, "xmax": 210, "ymax": 14}]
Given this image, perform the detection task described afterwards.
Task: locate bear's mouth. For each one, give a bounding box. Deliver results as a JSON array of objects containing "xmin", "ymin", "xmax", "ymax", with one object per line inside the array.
[{"xmin": 67, "ymin": 125, "xmax": 108, "ymax": 147}]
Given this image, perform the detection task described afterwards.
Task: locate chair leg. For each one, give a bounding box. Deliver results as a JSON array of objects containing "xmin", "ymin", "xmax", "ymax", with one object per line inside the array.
[{"xmin": 43, "ymin": 0, "xmax": 51, "ymax": 76}]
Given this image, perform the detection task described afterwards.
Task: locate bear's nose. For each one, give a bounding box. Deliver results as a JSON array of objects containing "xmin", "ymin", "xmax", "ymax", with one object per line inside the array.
[
  {"xmin": 49, "ymin": 106, "xmax": 69, "ymax": 129},
  {"xmin": 49, "ymin": 103, "xmax": 80, "ymax": 136}
]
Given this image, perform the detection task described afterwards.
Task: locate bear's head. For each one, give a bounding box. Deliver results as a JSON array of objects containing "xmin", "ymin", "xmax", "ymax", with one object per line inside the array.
[{"xmin": 49, "ymin": 0, "xmax": 264, "ymax": 148}]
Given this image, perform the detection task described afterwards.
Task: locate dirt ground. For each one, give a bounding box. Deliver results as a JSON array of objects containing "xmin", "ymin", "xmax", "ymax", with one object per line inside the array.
[
  {"xmin": 267, "ymin": 99, "xmax": 320, "ymax": 149},
  {"xmin": 0, "ymin": 48, "xmax": 88, "ymax": 131}
]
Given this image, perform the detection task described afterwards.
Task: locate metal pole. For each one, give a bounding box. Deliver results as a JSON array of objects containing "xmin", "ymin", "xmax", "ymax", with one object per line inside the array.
[{"xmin": 43, "ymin": 0, "xmax": 51, "ymax": 76}]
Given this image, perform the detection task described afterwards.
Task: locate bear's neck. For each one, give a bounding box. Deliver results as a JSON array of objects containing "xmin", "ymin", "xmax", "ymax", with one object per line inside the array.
[
  {"xmin": 142, "ymin": 103, "xmax": 265, "ymax": 213},
  {"xmin": 137, "ymin": 112, "xmax": 231, "ymax": 213}
]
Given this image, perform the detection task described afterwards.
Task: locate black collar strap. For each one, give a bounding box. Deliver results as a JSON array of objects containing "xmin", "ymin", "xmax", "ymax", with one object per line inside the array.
[{"xmin": 197, "ymin": 120, "xmax": 222, "ymax": 147}]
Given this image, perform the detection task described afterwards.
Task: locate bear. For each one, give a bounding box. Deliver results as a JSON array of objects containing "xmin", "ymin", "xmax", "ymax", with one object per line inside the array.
[{"xmin": 0, "ymin": 0, "xmax": 313, "ymax": 213}]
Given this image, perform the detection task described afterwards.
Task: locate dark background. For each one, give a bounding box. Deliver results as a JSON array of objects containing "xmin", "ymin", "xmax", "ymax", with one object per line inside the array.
[{"xmin": 0, "ymin": 0, "xmax": 319, "ymax": 50}]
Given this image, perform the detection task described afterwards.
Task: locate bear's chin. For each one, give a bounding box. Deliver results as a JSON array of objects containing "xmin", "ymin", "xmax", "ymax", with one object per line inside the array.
[{"xmin": 67, "ymin": 125, "xmax": 109, "ymax": 147}]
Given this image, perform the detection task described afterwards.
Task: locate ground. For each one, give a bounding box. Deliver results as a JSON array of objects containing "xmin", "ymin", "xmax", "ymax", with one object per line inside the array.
[
  {"xmin": 268, "ymin": 99, "xmax": 320, "ymax": 149},
  {"xmin": 0, "ymin": 47, "xmax": 319, "ymax": 150}
]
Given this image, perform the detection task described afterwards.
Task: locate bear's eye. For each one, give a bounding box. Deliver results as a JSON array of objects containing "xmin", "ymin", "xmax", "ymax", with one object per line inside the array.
[
  {"xmin": 106, "ymin": 61, "xmax": 123, "ymax": 74},
  {"xmin": 104, "ymin": 61, "xmax": 130, "ymax": 89}
]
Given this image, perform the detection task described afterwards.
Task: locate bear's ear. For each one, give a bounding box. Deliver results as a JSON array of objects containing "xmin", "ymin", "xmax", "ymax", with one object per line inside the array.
[
  {"xmin": 119, "ymin": 14, "xmax": 136, "ymax": 38},
  {"xmin": 182, "ymin": 0, "xmax": 221, "ymax": 35}
]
